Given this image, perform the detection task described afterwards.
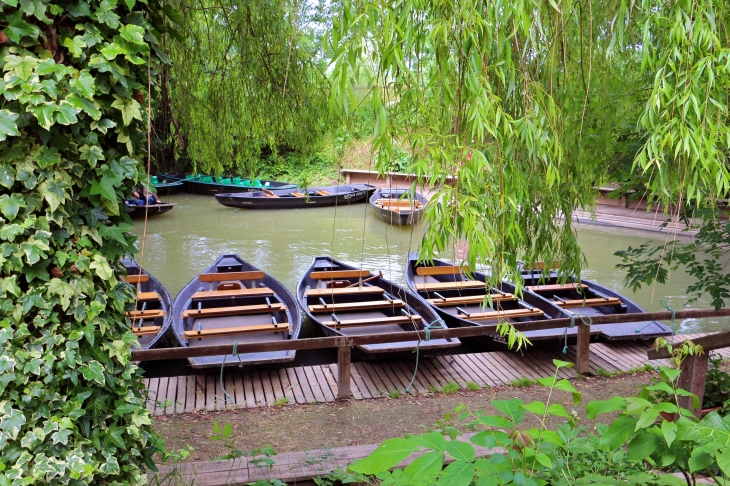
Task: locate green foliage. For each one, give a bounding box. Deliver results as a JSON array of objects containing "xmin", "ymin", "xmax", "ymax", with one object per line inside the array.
[
  {"xmin": 273, "ymin": 397, "xmax": 289, "ymax": 407},
  {"xmin": 510, "ymin": 377, "xmax": 538, "ymax": 388},
  {"xmin": 441, "ymin": 383, "xmax": 460, "ymax": 395},
  {"xmin": 465, "ymin": 382, "xmax": 481, "ymax": 392},
  {"xmin": 703, "ymin": 355, "xmax": 730, "ymax": 411},
  {"xmin": 389, "ymin": 390, "xmax": 402, "ymax": 399},
  {"xmin": 0, "ymin": 0, "xmax": 175, "ymax": 482}
]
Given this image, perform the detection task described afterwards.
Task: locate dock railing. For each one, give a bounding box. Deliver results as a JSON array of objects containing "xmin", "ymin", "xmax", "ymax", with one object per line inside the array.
[{"xmin": 132, "ymin": 308, "xmax": 730, "ymax": 399}]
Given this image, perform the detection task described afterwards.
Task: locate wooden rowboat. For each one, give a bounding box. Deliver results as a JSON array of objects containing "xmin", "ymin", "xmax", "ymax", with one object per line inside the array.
[
  {"xmin": 151, "ymin": 175, "xmax": 183, "ymax": 195},
  {"xmin": 520, "ymin": 262, "xmax": 671, "ymax": 340},
  {"xmin": 125, "ymin": 203, "xmax": 176, "ymax": 218},
  {"xmin": 298, "ymin": 256, "xmax": 459, "ymax": 358},
  {"xmin": 405, "ymin": 252, "xmax": 573, "ymax": 349},
  {"xmin": 369, "ymin": 187, "xmax": 428, "ymax": 225},
  {"xmin": 215, "ymin": 184, "xmax": 376, "ymax": 210},
  {"xmin": 162, "ymin": 173, "xmax": 298, "ymax": 195},
  {"xmin": 171, "ymin": 254, "xmax": 301, "ymax": 368},
  {"xmin": 121, "ymin": 258, "xmax": 173, "ymax": 350}
]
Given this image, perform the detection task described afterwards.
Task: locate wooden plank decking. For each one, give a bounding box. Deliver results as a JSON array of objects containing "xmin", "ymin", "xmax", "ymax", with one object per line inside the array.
[{"xmin": 144, "ymin": 334, "xmax": 726, "ymax": 416}]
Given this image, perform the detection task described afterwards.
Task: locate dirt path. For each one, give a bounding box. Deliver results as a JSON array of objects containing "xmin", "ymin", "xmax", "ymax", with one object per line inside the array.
[{"xmin": 154, "ymin": 371, "xmax": 655, "ymax": 462}]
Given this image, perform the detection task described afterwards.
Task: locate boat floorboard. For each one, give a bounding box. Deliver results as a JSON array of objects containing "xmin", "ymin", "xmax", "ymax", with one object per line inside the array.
[{"xmin": 145, "ymin": 334, "xmax": 726, "ymax": 415}]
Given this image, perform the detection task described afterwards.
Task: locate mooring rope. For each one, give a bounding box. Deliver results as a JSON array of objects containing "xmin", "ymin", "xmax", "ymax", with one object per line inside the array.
[
  {"xmin": 220, "ymin": 341, "xmax": 244, "ymax": 404},
  {"xmin": 404, "ymin": 319, "xmax": 446, "ymax": 394},
  {"xmin": 660, "ymin": 299, "xmax": 676, "ymax": 345},
  {"xmin": 562, "ymin": 312, "xmax": 593, "ymax": 354}
]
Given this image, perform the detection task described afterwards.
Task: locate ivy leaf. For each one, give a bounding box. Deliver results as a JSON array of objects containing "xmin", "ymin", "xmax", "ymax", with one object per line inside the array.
[
  {"xmin": 25, "ymin": 261, "xmax": 50, "ymax": 283},
  {"xmin": 119, "ymin": 24, "xmax": 145, "ymax": 44},
  {"xmin": 3, "ymin": 54, "xmax": 39, "ymax": 81},
  {"xmin": 0, "ymin": 224, "xmax": 24, "ymax": 241},
  {"xmin": 20, "ymin": 239, "xmax": 49, "ymax": 265},
  {"xmin": 162, "ymin": 4, "xmax": 185, "ymax": 25},
  {"xmin": 48, "ymin": 278, "xmax": 75, "ymax": 310},
  {"xmin": 67, "ymin": 94, "xmax": 102, "ymax": 120},
  {"xmin": 88, "ymin": 55, "xmax": 128, "ymax": 88},
  {"xmin": 95, "ymin": 5, "xmax": 121, "ymax": 28},
  {"xmin": 90, "ymin": 254, "xmax": 114, "ymax": 280},
  {"xmin": 101, "ymin": 42, "xmax": 128, "ymax": 60},
  {"xmin": 19, "ymin": 0, "xmax": 47, "ymax": 20},
  {"xmin": 38, "ymin": 179, "xmax": 69, "ymax": 212},
  {"xmin": 61, "ymin": 36, "xmax": 87, "ymax": 58},
  {"xmin": 114, "ymin": 403, "xmax": 138, "ymax": 416},
  {"xmin": 0, "ymin": 110, "xmax": 20, "ymax": 142},
  {"xmin": 34, "ymin": 146, "xmax": 61, "ymax": 169},
  {"xmin": 69, "ymin": 70, "xmax": 95, "ymax": 99},
  {"xmin": 27, "ymin": 102, "xmax": 58, "ymax": 130},
  {"xmin": 82, "ymin": 23, "xmax": 103, "ymax": 47},
  {"xmin": 90, "ymin": 177, "xmax": 117, "ymax": 202},
  {"xmin": 4, "ymin": 10, "xmax": 40, "ymax": 43},
  {"xmin": 1, "ymin": 275, "xmax": 21, "ymax": 297},
  {"xmin": 79, "ymin": 206, "xmax": 109, "ymax": 229},
  {"xmin": 0, "ymin": 165, "xmax": 16, "ymax": 189},
  {"xmin": 80, "ymin": 145, "xmax": 105, "ymax": 165},
  {"xmin": 111, "ymin": 94, "xmax": 142, "ymax": 126},
  {"xmin": 1, "ymin": 408, "xmax": 26, "ymax": 440},
  {"xmin": 99, "ymin": 223, "xmax": 133, "ymax": 246},
  {"xmin": 55, "ymin": 100, "xmax": 80, "ymax": 125},
  {"xmin": 91, "ymin": 118, "xmax": 116, "ymax": 134},
  {"xmin": 66, "ymin": 0, "xmax": 91, "ymax": 17},
  {"xmin": 118, "ymin": 156, "xmax": 138, "ymax": 178},
  {"xmin": 80, "ymin": 360, "xmax": 105, "ymax": 385},
  {"xmin": 0, "ymin": 194, "xmax": 26, "ymax": 221}
]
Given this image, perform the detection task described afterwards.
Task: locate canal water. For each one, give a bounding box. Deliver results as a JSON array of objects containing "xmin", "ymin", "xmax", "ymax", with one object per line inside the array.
[{"xmin": 130, "ymin": 193, "xmax": 729, "ymax": 337}]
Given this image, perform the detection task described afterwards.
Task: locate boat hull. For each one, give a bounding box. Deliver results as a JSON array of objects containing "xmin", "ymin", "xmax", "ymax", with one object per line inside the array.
[
  {"xmin": 171, "ymin": 254, "xmax": 301, "ymax": 368},
  {"xmin": 369, "ymin": 188, "xmax": 428, "ymax": 225},
  {"xmin": 126, "ymin": 203, "xmax": 176, "ymax": 218},
  {"xmin": 215, "ymin": 184, "xmax": 376, "ymax": 210},
  {"xmin": 152, "ymin": 177, "xmax": 183, "ymax": 195},
  {"xmin": 121, "ymin": 258, "xmax": 173, "ymax": 351},
  {"xmin": 163, "ymin": 174, "xmax": 297, "ymax": 195}
]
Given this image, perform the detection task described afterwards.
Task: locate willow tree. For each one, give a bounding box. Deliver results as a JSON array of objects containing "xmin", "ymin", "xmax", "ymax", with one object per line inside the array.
[{"xmin": 166, "ymin": 0, "xmax": 333, "ymax": 175}]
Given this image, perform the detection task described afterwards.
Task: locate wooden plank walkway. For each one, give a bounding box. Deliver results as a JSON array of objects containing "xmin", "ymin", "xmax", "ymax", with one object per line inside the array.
[{"xmin": 144, "ymin": 334, "xmax": 727, "ymax": 416}]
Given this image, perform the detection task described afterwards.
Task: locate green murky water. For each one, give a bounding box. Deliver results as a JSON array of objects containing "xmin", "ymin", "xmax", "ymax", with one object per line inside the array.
[{"xmin": 129, "ymin": 193, "xmax": 729, "ymax": 335}]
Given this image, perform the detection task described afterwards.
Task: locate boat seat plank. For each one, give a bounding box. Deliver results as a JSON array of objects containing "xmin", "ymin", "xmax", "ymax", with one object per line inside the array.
[
  {"xmin": 199, "ymin": 271, "xmax": 265, "ymax": 282},
  {"xmin": 376, "ymin": 200, "xmax": 422, "ymax": 207},
  {"xmin": 310, "ymin": 270, "xmax": 371, "ymax": 280},
  {"xmin": 526, "ymin": 283, "xmax": 588, "ymax": 292},
  {"xmin": 523, "ymin": 261, "xmax": 562, "ymax": 271},
  {"xmin": 305, "ymin": 286, "xmax": 384, "ymax": 297},
  {"xmin": 458, "ymin": 308, "xmax": 544, "ymax": 320},
  {"xmin": 322, "ymin": 315, "xmax": 423, "ymax": 329},
  {"xmin": 191, "ymin": 288, "xmax": 275, "ymax": 300},
  {"xmin": 182, "ymin": 303, "xmax": 287, "ymax": 319},
  {"xmin": 137, "ymin": 292, "xmax": 161, "ymax": 301},
  {"xmin": 556, "ymin": 297, "xmax": 621, "ymax": 308},
  {"xmin": 262, "ymin": 189, "xmax": 279, "ymax": 198},
  {"xmin": 124, "ymin": 274, "xmax": 149, "ymax": 284},
  {"xmin": 316, "ymin": 190, "xmax": 332, "ymax": 196},
  {"xmin": 414, "ymin": 281, "xmax": 484, "ymax": 291},
  {"xmin": 308, "ymin": 299, "xmax": 405, "ymax": 313},
  {"xmin": 416, "ymin": 265, "xmax": 472, "ymax": 276},
  {"xmin": 127, "ymin": 309, "xmax": 165, "ymax": 319},
  {"xmin": 427, "ymin": 294, "xmax": 516, "ymax": 306},
  {"xmin": 290, "ymin": 192, "xmax": 306, "ymax": 197},
  {"xmin": 132, "ymin": 326, "xmax": 161, "ymax": 336},
  {"xmin": 183, "ymin": 323, "xmax": 291, "ymax": 339}
]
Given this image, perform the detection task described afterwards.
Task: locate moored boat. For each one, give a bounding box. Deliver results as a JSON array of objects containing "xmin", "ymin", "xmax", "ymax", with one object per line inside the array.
[
  {"xmin": 298, "ymin": 256, "xmax": 459, "ymax": 358},
  {"xmin": 162, "ymin": 173, "xmax": 298, "ymax": 195},
  {"xmin": 405, "ymin": 252, "xmax": 574, "ymax": 349},
  {"xmin": 125, "ymin": 202, "xmax": 176, "ymax": 218},
  {"xmin": 151, "ymin": 175, "xmax": 183, "ymax": 195},
  {"xmin": 171, "ymin": 254, "xmax": 301, "ymax": 368},
  {"xmin": 121, "ymin": 258, "xmax": 173, "ymax": 350},
  {"xmin": 215, "ymin": 184, "xmax": 376, "ymax": 210},
  {"xmin": 369, "ymin": 187, "xmax": 428, "ymax": 225},
  {"xmin": 520, "ymin": 262, "xmax": 672, "ymax": 340}
]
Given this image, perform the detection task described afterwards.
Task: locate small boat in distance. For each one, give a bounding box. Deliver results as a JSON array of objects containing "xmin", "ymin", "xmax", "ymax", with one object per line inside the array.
[
  {"xmin": 369, "ymin": 187, "xmax": 428, "ymax": 225},
  {"xmin": 121, "ymin": 258, "xmax": 173, "ymax": 350},
  {"xmin": 162, "ymin": 173, "xmax": 298, "ymax": 195},
  {"xmin": 520, "ymin": 262, "xmax": 672, "ymax": 341},
  {"xmin": 215, "ymin": 184, "xmax": 376, "ymax": 210},
  {"xmin": 171, "ymin": 254, "xmax": 301, "ymax": 368},
  {"xmin": 405, "ymin": 252, "xmax": 571, "ymax": 349},
  {"xmin": 298, "ymin": 255, "xmax": 459, "ymax": 358},
  {"xmin": 125, "ymin": 202, "xmax": 177, "ymax": 218},
  {"xmin": 151, "ymin": 175, "xmax": 183, "ymax": 195}
]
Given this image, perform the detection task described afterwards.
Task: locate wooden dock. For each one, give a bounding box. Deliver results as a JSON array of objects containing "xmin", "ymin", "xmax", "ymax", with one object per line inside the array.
[{"xmin": 144, "ymin": 334, "xmax": 725, "ymax": 416}]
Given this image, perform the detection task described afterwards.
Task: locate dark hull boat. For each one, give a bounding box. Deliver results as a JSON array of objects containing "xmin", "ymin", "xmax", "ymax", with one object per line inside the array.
[
  {"xmin": 163, "ymin": 173, "xmax": 297, "ymax": 195},
  {"xmin": 405, "ymin": 253, "xmax": 574, "ymax": 349},
  {"xmin": 171, "ymin": 254, "xmax": 301, "ymax": 369},
  {"xmin": 215, "ymin": 184, "xmax": 377, "ymax": 210},
  {"xmin": 298, "ymin": 256, "xmax": 459, "ymax": 358},
  {"xmin": 121, "ymin": 258, "xmax": 173, "ymax": 350},
  {"xmin": 369, "ymin": 188, "xmax": 428, "ymax": 225},
  {"xmin": 151, "ymin": 175, "xmax": 183, "ymax": 195},
  {"xmin": 520, "ymin": 264, "xmax": 671, "ymax": 341},
  {"xmin": 125, "ymin": 203, "xmax": 176, "ymax": 218}
]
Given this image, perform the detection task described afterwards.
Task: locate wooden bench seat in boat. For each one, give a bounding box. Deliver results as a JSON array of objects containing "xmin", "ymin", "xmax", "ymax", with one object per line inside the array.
[
  {"xmin": 123, "ymin": 274, "xmax": 149, "ymax": 284},
  {"xmin": 310, "ymin": 269, "xmax": 371, "ymax": 280},
  {"xmin": 427, "ymin": 293, "xmax": 516, "ymax": 306},
  {"xmin": 526, "ymin": 283, "xmax": 588, "ymax": 292},
  {"xmin": 457, "ymin": 308, "xmax": 544, "ymax": 320},
  {"xmin": 191, "ymin": 288, "xmax": 275, "ymax": 300},
  {"xmin": 290, "ymin": 192, "xmax": 306, "ymax": 197},
  {"xmin": 199, "ymin": 271, "xmax": 265, "ymax": 282},
  {"xmin": 554, "ymin": 297, "xmax": 621, "ymax": 308},
  {"xmin": 308, "ymin": 299, "xmax": 404, "ymax": 313},
  {"xmin": 305, "ymin": 286, "xmax": 384, "ymax": 297},
  {"xmin": 414, "ymin": 281, "xmax": 485, "ymax": 291},
  {"xmin": 127, "ymin": 309, "xmax": 165, "ymax": 319},
  {"xmin": 375, "ymin": 200, "xmax": 423, "ymax": 208},
  {"xmin": 316, "ymin": 190, "xmax": 332, "ymax": 196},
  {"xmin": 322, "ymin": 315, "xmax": 423, "ymax": 329},
  {"xmin": 262, "ymin": 189, "xmax": 279, "ymax": 198},
  {"xmin": 137, "ymin": 292, "xmax": 161, "ymax": 301},
  {"xmin": 182, "ymin": 303, "xmax": 287, "ymax": 319},
  {"xmin": 416, "ymin": 265, "xmax": 471, "ymax": 276},
  {"xmin": 183, "ymin": 323, "xmax": 291, "ymax": 339},
  {"xmin": 523, "ymin": 261, "xmax": 561, "ymax": 271},
  {"xmin": 132, "ymin": 326, "xmax": 161, "ymax": 336}
]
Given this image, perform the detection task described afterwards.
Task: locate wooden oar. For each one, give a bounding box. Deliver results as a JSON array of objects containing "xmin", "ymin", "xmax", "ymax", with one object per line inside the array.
[{"xmin": 346, "ymin": 271, "xmax": 383, "ymax": 288}]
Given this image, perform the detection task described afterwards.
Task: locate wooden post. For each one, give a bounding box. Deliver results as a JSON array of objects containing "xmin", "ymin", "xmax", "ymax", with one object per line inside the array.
[
  {"xmin": 677, "ymin": 353, "xmax": 709, "ymax": 418},
  {"xmin": 576, "ymin": 324, "xmax": 591, "ymax": 375},
  {"xmin": 337, "ymin": 342, "xmax": 352, "ymax": 400}
]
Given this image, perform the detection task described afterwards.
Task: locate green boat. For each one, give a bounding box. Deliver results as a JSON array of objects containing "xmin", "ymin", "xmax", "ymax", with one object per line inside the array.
[
  {"xmin": 151, "ymin": 175, "xmax": 183, "ymax": 195},
  {"xmin": 162, "ymin": 173, "xmax": 298, "ymax": 195}
]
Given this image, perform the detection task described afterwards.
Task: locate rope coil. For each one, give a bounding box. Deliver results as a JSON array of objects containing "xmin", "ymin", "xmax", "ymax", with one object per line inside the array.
[
  {"xmin": 220, "ymin": 341, "xmax": 244, "ymax": 404},
  {"xmin": 405, "ymin": 319, "xmax": 446, "ymax": 394}
]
